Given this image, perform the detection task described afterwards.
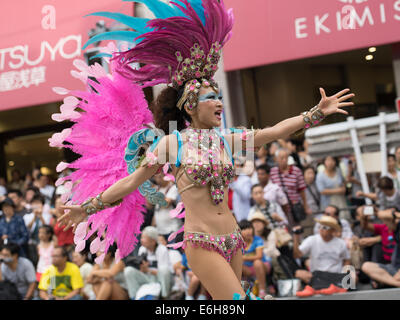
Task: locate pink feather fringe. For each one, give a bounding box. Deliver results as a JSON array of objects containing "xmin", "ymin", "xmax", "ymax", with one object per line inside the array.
[{"xmin": 51, "ymin": 52, "xmax": 154, "ymax": 259}]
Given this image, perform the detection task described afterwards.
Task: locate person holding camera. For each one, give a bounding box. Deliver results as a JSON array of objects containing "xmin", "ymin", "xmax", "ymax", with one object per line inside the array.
[
  {"xmin": 356, "ymin": 176, "xmax": 400, "ymax": 211},
  {"xmin": 361, "ymin": 208, "xmax": 400, "ymax": 288},
  {"xmin": 0, "ymin": 242, "xmax": 36, "ymax": 300},
  {"xmin": 293, "ymin": 216, "xmax": 351, "ymax": 297},
  {"xmin": 124, "ymin": 226, "xmax": 172, "ymax": 299}
]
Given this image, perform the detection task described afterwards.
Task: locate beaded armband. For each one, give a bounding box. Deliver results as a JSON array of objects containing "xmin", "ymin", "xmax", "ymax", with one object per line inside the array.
[
  {"xmin": 80, "ymin": 192, "xmax": 123, "ymax": 215},
  {"xmin": 301, "ymin": 105, "xmax": 325, "ymax": 129}
]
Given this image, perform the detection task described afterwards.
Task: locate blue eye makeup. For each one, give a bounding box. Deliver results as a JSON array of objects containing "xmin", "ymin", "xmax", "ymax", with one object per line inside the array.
[{"xmin": 198, "ymin": 92, "xmax": 223, "ymax": 102}]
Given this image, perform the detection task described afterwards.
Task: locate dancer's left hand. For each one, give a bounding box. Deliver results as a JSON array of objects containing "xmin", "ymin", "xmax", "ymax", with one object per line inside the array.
[{"xmin": 317, "ymin": 88, "xmax": 355, "ymax": 116}]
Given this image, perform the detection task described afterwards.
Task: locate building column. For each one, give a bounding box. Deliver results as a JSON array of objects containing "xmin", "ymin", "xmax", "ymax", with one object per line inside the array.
[{"xmin": 392, "ymin": 43, "xmax": 400, "ymax": 97}]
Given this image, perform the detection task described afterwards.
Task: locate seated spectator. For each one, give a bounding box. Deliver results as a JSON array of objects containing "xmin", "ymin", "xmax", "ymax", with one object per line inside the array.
[
  {"xmin": 248, "ymin": 184, "xmax": 287, "ymax": 227},
  {"xmin": 352, "ymin": 206, "xmax": 384, "ymax": 265},
  {"xmin": 249, "ymin": 212, "xmax": 279, "ymax": 295},
  {"xmin": 239, "ymin": 220, "xmax": 271, "ymax": 299},
  {"xmin": 50, "ymin": 196, "xmax": 74, "ymax": 253},
  {"xmin": 313, "ymin": 205, "xmax": 354, "ymax": 246},
  {"xmin": 152, "ymin": 173, "xmax": 182, "ymax": 239},
  {"xmin": 0, "ymin": 197, "xmax": 29, "ymax": 256},
  {"xmin": 86, "ymin": 245, "xmax": 128, "ymax": 300},
  {"xmin": 124, "ymin": 226, "xmax": 172, "ymax": 299},
  {"xmin": 7, "ymin": 189, "xmax": 30, "ymax": 217},
  {"xmin": 38, "ymin": 246, "xmax": 83, "ymax": 300},
  {"xmin": 72, "ymin": 251, "xmax": 95, "ymax": 300},
  {"xmin": 361, "ymin": 208, "xmax": 400, "ymax": 288},
  {"xmin": 357, "ymin": 177, "xmax": 400, "ymax": 211},
  {"xmin": 249, "ymin": 212, "xmax": 280, "ymax": 260},
  {"xmin": 0, "ymin": 242, "xmax": 36, "ymax": 300},
  {"xmin": 158, "ymin": 235, "xmax": 187, "ymax": 299},
  {"xmin": 256, "ymin": 164, "xmax": 289, "ymax": 223},
  {"xmin": 23, "ymin": 195, "xmax": 52, "ymax": 265},
  {"xmin": 293, "ymin": 216, "xmax": 351, "ymax": 296},
  {"xmin": 158, "ymin": 235, "xmax": 183, "ymax": 275},
  {"xmin": 36, "ymin": 225, "xmax": 56, "ymax": 282}
]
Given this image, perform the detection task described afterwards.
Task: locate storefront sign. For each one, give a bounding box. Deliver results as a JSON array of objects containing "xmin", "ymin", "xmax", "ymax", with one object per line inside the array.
[
  {"xmin": 0, "ymin": 0, "xmax": 132, "ymax": 111},
  {"xmin": 223, "ymin": 0, "xmax": 400, "ymax": 71}
]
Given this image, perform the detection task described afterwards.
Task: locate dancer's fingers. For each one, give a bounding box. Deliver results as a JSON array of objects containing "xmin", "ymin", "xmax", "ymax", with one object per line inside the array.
[
  {"xmin": 333, "ymin": 88, "xmax": 350, "ymax": 98},
  {"xmin": 338, "ymin": 93, "xmax": 355, "ymax": 102},
  {"xmin": 338, "ymin": 102, "xmax": 355, "ymax": 108},
  {"xmin": 63, "ymin": 221, "xmax": 73, "ymax": 232},
  {"xmin": 319, "ymin": 87, "xmax": 327, "ymax": 99},
  {"xmin": 336, "ymin": 108, "xmax": 349, "ymax": 115},
  {"xmin": 57, "ymin": 212, "xmax": 69, "ymax": 223}
]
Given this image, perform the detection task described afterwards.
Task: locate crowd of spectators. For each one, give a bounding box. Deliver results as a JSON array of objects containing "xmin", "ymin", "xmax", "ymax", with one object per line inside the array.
[{"xmin": 0, "ymin": 142, "xmax": 400, "ymax": 300}]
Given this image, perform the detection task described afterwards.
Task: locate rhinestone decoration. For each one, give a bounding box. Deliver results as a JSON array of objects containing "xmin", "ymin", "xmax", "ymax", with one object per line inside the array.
[
  {"xmin": 172, "ymin": 42, "xmax": 222, "ymax": 89},
  {"xmin": 184, "ymin": 128, "xmax": 235, "ymax": 205}
]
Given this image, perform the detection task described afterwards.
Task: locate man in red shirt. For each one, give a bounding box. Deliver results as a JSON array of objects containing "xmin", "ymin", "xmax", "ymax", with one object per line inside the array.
[{"xmin": 269, "ymin": 148, "xmax": 311, "ymax": 228}]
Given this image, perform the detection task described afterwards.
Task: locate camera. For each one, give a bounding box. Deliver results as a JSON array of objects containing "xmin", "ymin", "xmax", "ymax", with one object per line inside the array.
[{"xmin": 292, "ymin": 227, "xmax": 304, "ymax": 235}]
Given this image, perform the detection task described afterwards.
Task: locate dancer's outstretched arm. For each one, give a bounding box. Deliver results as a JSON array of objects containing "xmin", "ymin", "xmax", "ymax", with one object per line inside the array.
[
  {"xmin": 58, "ymin": 135, "xmax": 176, "ymax": 231},
  {"xmin": 252, "ymin": 88, "xmax": 355, "ymax": 147}
]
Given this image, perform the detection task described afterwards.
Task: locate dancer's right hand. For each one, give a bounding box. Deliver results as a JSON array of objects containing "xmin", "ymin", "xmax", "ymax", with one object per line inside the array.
[{"xmin": 58, "ymin": 204, "xmax": 88, "ymax": 232}]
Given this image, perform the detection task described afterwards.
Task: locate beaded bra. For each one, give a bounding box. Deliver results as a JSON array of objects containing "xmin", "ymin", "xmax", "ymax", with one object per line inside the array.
[{"xmin": 174, "ymin": 128, "xmax": 235, "ymax": 205}]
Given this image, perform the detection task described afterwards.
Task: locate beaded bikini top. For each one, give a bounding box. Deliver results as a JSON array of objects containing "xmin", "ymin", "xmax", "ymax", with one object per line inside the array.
[{"xmin": 173, "ymin": 128, "xmax": 235, "ymax": 205}]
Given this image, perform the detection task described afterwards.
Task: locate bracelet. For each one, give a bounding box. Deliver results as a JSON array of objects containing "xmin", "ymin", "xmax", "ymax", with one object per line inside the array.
[
  {"xmin": 301, "ymin": 105, "xmax": 325, "ymax": 129},
  {"xmin": 80, "ymin": 192, "xmax": 123, "ymax": 215}
]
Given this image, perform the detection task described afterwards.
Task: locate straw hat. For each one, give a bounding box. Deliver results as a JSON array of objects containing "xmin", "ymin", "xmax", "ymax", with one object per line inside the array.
[
  {"xmin": 249, "ymin": 211, "xmax": 269, "ymax": 225},
  {"xmin": 315, "ymin": 215, "xmax": 341, "ymax": 232}
]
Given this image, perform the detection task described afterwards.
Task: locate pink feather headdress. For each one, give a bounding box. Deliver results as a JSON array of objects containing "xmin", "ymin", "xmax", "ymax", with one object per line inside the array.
[{"xmin": 111, "ymin": 0, "xmax": 234, "ymax": 88}]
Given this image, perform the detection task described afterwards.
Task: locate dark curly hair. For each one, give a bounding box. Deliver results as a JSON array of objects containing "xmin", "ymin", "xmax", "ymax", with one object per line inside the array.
[{"xmin": 150, "ymin": 86, "xmax": 192, "ymax": 134}]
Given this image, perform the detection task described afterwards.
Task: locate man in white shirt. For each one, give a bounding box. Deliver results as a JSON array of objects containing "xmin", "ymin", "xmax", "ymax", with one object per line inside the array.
[
  {"xmin": 313, "ymin": 205, "xmax": 353, "ymax": 243},
  {"xmin": 124, "ymin": 226, "xmax": 172, "ymax": 299},
  {"xmin": 293, "ymin": 216, "xmax": 351, "ymax": 296}
]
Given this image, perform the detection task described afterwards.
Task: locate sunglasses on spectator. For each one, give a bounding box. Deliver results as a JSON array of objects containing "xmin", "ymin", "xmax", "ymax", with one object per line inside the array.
[{"xmin": 320, "ymin": 225, "xmax": 332, "ymax": 231}]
